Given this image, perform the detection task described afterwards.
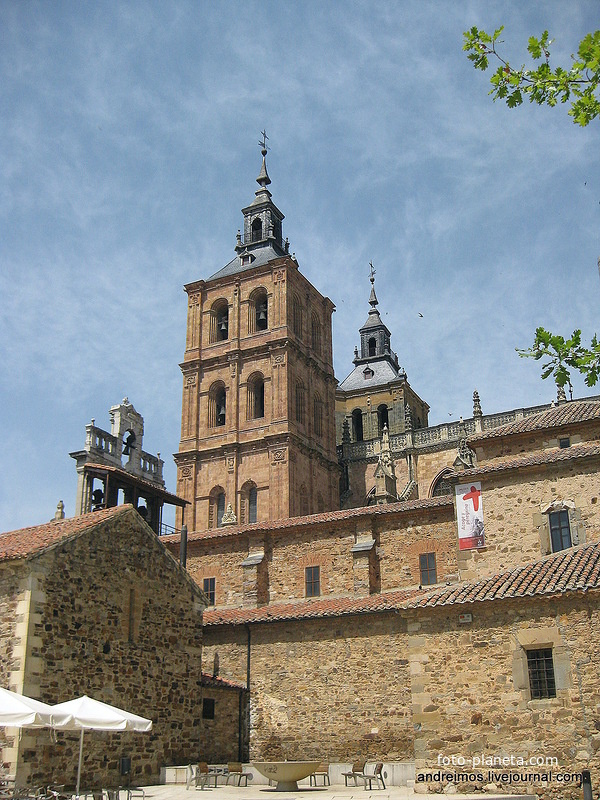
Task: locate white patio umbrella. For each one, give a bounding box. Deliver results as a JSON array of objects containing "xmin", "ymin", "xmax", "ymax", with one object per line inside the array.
[
  {"xmin": 50, "ymin": 696, "xmax": 152, "ymax": 797},
  {"xmin": 0, "ymin": 686, "xmax": 72, "ymax": 728}
]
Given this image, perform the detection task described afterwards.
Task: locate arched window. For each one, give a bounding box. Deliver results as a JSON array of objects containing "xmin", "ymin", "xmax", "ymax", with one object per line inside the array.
[
  {"xmin": 208, "ymin": 486, "xmax": 226, "ymax": 528},
  {"xmin": 209, "ymin": 382, "xmax": 226, "ymax": 428},
  {"xmin": 313, "ymin": 393, "xmax": 323, "ymax": 437},
  {"xmin": 377, "ymin": 404, "xmax": 389, "ymax": 436},
  {"xmin": 249, "ymin": 288, "xmax": 268, "ymax": 333},
  {"xmin": 351, "ymin": 408, "xmax": 363, "ymax": 442},
  {"xmin": 247, "ymin": 372, "xmax": 265, "ymax": 420},
  {"xmin": 210, "ymin": 300, "xmax": 229, "ymax": 343},
  {"xmin": 299, "ymin": 484, "xmax": 309, "ymax": 516},
  {"xmin": 240, "ymin": 481, "xmax": 258, "ymax": 524},
  {"xmin": 251, "ymin": 217, "xmax": 263, "ymax": 242},
  {"xmin": 311, "ymin": 313, "xmax": 321, "ymax": 355},
  {"xmin": 430, "ymin": 469, "xmax": 454, "ymax": 498},
  {"xmin": 295, "ymin": 379, "xmax": 306, "ymax": 425},
  {"xmin": 292, "ymin": 294, "xmax": 303, "ymax": 338},
  {"xmin": 368, "ymin": 337, "xmax": 377, "ymax": 357}
]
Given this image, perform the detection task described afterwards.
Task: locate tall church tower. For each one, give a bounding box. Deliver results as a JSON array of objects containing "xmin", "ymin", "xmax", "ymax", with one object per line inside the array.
[{"xmin": 175, "ymin": 140, "xmax": 339, "ymax": 531}]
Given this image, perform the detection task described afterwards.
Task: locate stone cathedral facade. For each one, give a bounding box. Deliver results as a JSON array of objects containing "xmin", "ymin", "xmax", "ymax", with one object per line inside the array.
[{"xmin": 162, "ymin": 146, "xmax": 600, "ymax": 799}]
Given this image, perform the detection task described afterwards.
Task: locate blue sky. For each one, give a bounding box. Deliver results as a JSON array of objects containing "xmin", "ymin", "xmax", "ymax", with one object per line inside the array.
[{"xmin": 1, "ymin": 1, "xmax": 599, "ymax": 532}]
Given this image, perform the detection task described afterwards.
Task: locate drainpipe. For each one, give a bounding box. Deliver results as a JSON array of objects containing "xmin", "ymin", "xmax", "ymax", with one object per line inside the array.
[
  {"xmin": 244, "ymin": 624, "xmax": 251, "ymax": 762},
  {"xmin": 180, "ymin": 525, "xmax": 188, "ymax": 568}
]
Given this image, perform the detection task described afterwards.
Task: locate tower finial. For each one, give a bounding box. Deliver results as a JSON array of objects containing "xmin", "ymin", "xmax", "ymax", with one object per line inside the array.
[
  {"xmin": 259, "ymin": 129, "xmax": 269, "ymax": 156},
  {"xmin": 256, "ymin": 130, "xmax": 271, "ymax": 189},
  {"xmin": 368, "ymin": 261, "xmax": 378, "ymax": 309},
  {"xmin": 369, "ymin": 260, "xmax": 376, "ymax": 284}
]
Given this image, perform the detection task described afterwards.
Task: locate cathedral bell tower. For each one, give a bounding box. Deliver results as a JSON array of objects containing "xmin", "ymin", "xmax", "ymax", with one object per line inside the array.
[{"xmin": 175, "ymin": 137, "xmax": 339, "ymax": 532}]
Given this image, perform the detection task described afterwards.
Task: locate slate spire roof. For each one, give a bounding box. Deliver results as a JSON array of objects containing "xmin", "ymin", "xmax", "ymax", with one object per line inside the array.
[
  {"xmin": 337, "ymin": 266, "xmax": 404, "ymax": 392},
  {"xmin": 207, "ymin": 134, "xmax": 289, "ymax": 282}
]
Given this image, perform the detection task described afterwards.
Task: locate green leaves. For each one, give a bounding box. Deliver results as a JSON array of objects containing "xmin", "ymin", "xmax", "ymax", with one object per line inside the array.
[
  {"xmin": 517, "ymin": 328, "xmax": 600, "ymax": 389},
  {"xmin": 463, "ymin": 26, "xmax": 600, "ymax": 126}
]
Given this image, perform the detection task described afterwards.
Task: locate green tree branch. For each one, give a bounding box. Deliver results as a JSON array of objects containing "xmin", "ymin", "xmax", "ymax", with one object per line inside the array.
[{"xmin": 463, "ymin": 26, "xmax": 600, "ymax": 126}]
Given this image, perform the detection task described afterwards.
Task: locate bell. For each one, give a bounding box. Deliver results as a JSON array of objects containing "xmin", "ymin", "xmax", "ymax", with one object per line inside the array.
[
  {"xmin": 257, "ymin": 305, "xmax": 267, "ymax": 322},
  {"xmin": 216, "ymin": 401, "xmax": 226, "ymax": 425},
  {"xmin": 219, "ymin": 318, "xmax": 228, "ymax": 333}
]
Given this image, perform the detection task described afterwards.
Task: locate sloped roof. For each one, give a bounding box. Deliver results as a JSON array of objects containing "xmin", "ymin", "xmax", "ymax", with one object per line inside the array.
[
  {"xmin": 0, "ymin": 505, "xmax": 207, "ymax": 601},
  {"xmin": 455, "ymin": 441, "xmax": 600, "ymax": 480},
  {"xmin": 83, "ymin": 463, "xmax": 187, "ymax": 506},
  {"xmin": 0, "ymin": 506, "xmax": 131, "ymax": 562},
  {"xmin": 162, "ymin": 494, "xmax": 453, "ymax": 544},
  {"xmin": 207, "ymin": 244, "xmax": 285, "ymax": 281},
  {"xmin": 203, "ymin": 539, "xmax": 600, "ymax": 626},
  {"xmin": 337, "ymin": 357, "xmax": 404, "ymax": 392},
  {"xmin": 470, "ymin": 398, "xmax": 600, "ymax": 443},
  {"xmin": 201, "ymin": 673, "xmax": 245, "ymax": 691}
]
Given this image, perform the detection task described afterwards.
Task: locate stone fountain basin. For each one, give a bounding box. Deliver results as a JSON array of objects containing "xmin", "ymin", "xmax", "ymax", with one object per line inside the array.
[{"xmin": 252, "ymin": 761, "xmax": 322, "ymax": 791}]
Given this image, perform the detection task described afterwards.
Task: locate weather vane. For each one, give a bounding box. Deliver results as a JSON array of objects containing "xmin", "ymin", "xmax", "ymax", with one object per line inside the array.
[
  {"xmin": 259, "ymin": 129, "xmax": 270, "ymax": 155},
  {"xmin": 369, "ymin": 260, "xmax": 376, "ymax": 283}
]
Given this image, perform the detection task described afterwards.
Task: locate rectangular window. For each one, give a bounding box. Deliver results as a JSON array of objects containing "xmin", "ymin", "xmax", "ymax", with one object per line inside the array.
[
  {"xmin": 549, "ymin": 509, "xmax": 572, "ymax": 552},
  {"xmin": 203, "ymin": 577, "xmax": 216, "ymax": 605},
  {"xmin": 559, "ymin": 437, "xmax": 570, "ymax": 449},
  {"xmin": 526, "ymin": 648, "xmax": 556, "ymax": 699},
  {"xmin": 202, "ymin": 698, "xmax": 215, "ymax": 720},
  {"xmin": 419, "ymin": 552, "xmax": 437, "ymax": 586},
  {"xmin": 305, "ymin": 565, "xmax": 320, "ymax": 597}
]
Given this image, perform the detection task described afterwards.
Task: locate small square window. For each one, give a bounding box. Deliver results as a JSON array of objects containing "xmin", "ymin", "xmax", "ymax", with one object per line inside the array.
[
  {"xmin": 549, "ymin": 510, "xmax": 572, "ymax": 552},
  {"xmin": 526, "ymin": 648, "xmax": 556, "ymax": 699},
  {"xmin": 305, "ymin": 566, "xmax": 320, "ymax": 598},
  {"xmin": 419, "ymin": 553, "xmax": 437, "ymax": 586},
  {"xmin": 559, "ymin": 437, "xmax": 570, "ymax": 449},
  {"xmin": 203, "ymin": 577, "xmax": 216, "ymax": 605},
  {"xmin": 202, "ymin": 698, "xmax": 215, "ymax": 719}
]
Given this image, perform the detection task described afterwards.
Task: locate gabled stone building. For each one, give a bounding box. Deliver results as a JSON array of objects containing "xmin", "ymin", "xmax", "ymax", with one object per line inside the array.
[{"xmin": 0, "ymin": 506, "xmax": 245, "ymax": 788}]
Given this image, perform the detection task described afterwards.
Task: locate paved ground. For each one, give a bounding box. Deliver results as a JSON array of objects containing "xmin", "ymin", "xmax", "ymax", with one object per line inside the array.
[{"xmin": 140, "ymin": 784, "xmax": 536, "ymax": 800}]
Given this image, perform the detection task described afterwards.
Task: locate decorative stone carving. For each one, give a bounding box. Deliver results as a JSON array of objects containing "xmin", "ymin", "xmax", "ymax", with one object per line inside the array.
[
  {"xmin": 271, "ymin": 448, "xmax": 286, "ymax": 464},
  {"xmin": 185, "ymin": 375, "xmax": 196, "ymax": 388},
  {"xmin": 221, "ymin": 503, "xmax": 237, "ymax": 526}
]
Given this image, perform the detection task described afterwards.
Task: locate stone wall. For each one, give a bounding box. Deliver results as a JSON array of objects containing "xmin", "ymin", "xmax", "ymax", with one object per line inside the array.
[
  {"xmin": 199, "ymin": 684, "xmax": 248, "ymax": 763},
  {"xmin": 409, "ymin": 592, "xmax": 600, "ymax": 799},
  {"xmin": 10, "ymin": 511, "xmax": 210, "ymax": 788},
  {"xmin": 203, "ymin": 588, "xmax": 600, "ymax": 797},
  {"xmin": 472, "ymin": 421, "xmax": 600, "ymax": 463},
  {"xmin": 173, "ymin": 500, "xmax": 456, "ymax": 610},
  {"xmin": 205, "ymin": 613, "xmax": 414, "ymax": 763},
  {"xmin": 0, "ymin": 564, "xmax": 26, "ymax": 771},
  {"xmin": 458, "ymin": 459, "xmax": 600, "ymax": 581}
]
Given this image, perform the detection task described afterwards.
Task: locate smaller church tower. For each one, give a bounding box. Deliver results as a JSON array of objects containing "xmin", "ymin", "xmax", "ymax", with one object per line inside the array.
[
  {"xmin": 335, "ymin": 266, "xmax": 429, "ymax": 508},
  {"xmin": 69, "ymin": 399, "xmax": 185, "ymax": 534}
]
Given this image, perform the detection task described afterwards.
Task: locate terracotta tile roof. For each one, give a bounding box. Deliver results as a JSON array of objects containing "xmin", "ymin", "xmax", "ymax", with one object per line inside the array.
[
  {"xmin": 0, "ymin": 506, "xmax": 133, "ymax": 562},
  {"xmin": 455, "ymin": 441, "xmax": 600, "ymax": 480},
  {"xmin": 204, "ymin": 540, "xmax": 600, "ymax": 626},
  {"xmin": 201, "ymin": 672, "xmax": 245, "ymax": 690},
  {"xmin": 83, "ymin": 463, "xmax": 188, "ymax": 506},
  {"xmin": 162, "ymin": 495, "xmax": 454, "ymax": 544},
  {"xmin": 470, "ymin": 398, "xmax": 600, "ymax": 442}
]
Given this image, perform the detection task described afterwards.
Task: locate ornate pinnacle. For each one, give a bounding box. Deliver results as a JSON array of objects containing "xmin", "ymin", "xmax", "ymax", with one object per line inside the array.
[{"xmin": 473, "ymin": 389, "xmax": 482, "ymax": 418}]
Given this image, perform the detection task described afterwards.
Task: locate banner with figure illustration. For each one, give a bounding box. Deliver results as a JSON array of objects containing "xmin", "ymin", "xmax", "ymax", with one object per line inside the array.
[{"xmin": 455, "ymin": 481, "xmax": 485, "ymax": 550}]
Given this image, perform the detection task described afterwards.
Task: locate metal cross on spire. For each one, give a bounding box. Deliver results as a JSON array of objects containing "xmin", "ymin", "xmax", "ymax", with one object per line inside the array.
[
  {"xmin": 369, "ymin": 260, "xmax": 376, "ymax": 284},
  {"xmin": 258, "ymin": 129, "xmax": 270, "ymax": 155}
]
